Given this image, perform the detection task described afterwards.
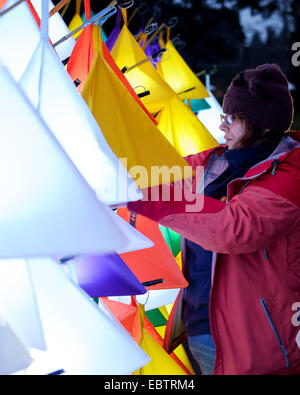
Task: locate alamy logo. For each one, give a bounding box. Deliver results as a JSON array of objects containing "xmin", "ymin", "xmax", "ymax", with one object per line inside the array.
[
  {"xmin": 291, "ymin": 42, "xmax": 300, "ymax": 67},
  {"xmin": 292, "ymin": 302, "xmax": 300, "ymax": 327}
]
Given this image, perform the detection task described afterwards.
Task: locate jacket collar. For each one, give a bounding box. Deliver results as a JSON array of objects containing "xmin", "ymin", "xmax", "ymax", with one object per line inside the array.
[{"xmin": 244, "ymin": 135, "xmax": 300, "ymax": 178}]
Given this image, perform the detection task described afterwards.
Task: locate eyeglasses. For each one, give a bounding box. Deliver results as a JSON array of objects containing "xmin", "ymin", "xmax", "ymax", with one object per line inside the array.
[{"xmin": 220, "ymin": 114, "xmax": 235, "ymax": 126}]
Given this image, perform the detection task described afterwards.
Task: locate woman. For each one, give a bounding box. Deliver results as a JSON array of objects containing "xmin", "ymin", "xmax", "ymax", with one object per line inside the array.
[{"xmin": 128, "ymin": 64, "xmax": 300, "ymax": 375}]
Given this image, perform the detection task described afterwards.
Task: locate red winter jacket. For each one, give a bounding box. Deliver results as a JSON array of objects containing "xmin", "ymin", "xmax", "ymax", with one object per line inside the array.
[{"xmin": 128, "ymin": 132, "xmax": 300, "ymax": 375}]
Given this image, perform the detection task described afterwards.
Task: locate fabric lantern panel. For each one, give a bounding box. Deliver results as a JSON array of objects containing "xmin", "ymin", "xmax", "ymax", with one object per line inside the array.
[
  {"xmin": 159, "ymin": 38, "xmax": 209, "ymax": 101},
  {"xmin": 110, "ymin": 22, "xmax": 176, "ymax": 114},
  {"xmin": 156, "ymin": 95, "xmax": 218, "ymax": 156},
  {"xmin": 82, "ymin": 26, "xmax": 189, "ymax": 190},
  {"xmin": 117, "ymin": 208, "xmax": 188, "ymax": 290},
  {"xmin": 0, "ymin": 64, "xmax": 128, "ymax": 257},
  {"xmin": 30, "ymin": 0, "xmax": 76, "ymax": 61},
  {"xmin": 67, "ymin": 254, "xmax": 147, "ymax": 297},
  {"xmin": 21, "ymin": 258, "xmax": 150, "ymax": 375}
]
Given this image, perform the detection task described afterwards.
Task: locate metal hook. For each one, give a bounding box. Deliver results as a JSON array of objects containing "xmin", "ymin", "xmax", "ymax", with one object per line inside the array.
[
  {"xmin": 208, "ymin": 64, "xmax": 217, "ymax": 75},
  {"xmin": 143, "ymin": 22, "xmax": 158, "ymax": 35},
  {"xmin": 172, "ymin": 37, "xmax": 186, "ymax": 51},
  {"xmin": 117, "ymin": 0, "xmax": 134, "ymax": 9},
  {"xmin": 134, "ymin": 86, "xmax": 150, "ymax": 98},
  {"xmin": 153, "ymin": 48, "xmax": 170, "ymax": 63},
  {"xmin": 53, "ymin": 6, "xmax": 117, "ymax": 48},
  {"xmin": 166, "ymin": 16, "xmax": 178, "ymax": 28},
  {"xmin": 94, "ymin": 6, "xmax": 117, "ymax": 26},
  {"xmin": 152, "ymin": 5, "xmax": 161, "ymax": 19},
  {"xmin": 139, "ymin": 2, "xmax": 149, "ymax": 14}
]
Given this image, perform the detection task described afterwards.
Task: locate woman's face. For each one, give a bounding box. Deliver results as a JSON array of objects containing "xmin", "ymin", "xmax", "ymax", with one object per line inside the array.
[{"xmin": 219, "ymin": 114, "xmax": 247, "ymax": 150}]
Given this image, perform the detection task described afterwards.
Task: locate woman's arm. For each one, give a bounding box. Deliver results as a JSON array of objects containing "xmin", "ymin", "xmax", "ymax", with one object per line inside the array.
[{"xmin": 128, "ymin": 184, "xmax": 300, "ymax": 254}]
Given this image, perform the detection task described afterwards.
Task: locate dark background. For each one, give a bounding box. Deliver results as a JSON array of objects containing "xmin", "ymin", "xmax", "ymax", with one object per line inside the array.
[{"xmin": 53, "ymin": 0, "xmax": 300, "ymax": 129}]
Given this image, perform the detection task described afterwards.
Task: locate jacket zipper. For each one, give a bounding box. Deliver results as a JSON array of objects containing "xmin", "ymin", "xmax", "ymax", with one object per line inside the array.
[
  {"xmin": 260, "ymin": 298, "xmax": 290, "ymax": 368},
  {"xmin": 271, "ymin": 159, "xmax": 280, "ymax": 176}
]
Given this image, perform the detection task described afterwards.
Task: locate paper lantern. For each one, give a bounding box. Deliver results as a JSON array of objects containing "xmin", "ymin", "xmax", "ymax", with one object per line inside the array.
[
  {"xmin": 18, "ymin": 258, "xmax": 150, "ymax": 375},
  {"xmin": 0, "ymin": 259, "xmax": 46, "ymax": 350},
  {"xmin": 155, "ymin": 95, "xmax": 218, "ymax": 156},
  {"xmin": 117, "ymin": 208, "xmax": 188, "ymax": 290},
  {"xmin": 0, "ymin": 314, "xmax": 32, "ymax": 375},
  {"xmin": 30, "ymin": 0, "xmax": 76, "ymax": 61},
  {"xmin": 0, "ymin": 0, "xmax": 41, "ymax": 81},
  {"xmin": 159, "ymin": 38, "xmax": 209, "ymax": 100},
  {"xmin": 110, "ymin": 20, "xmax": 175, "ymax": 114},
  {"xmin": 0, "ymin": 64, "xmax": 128, "ymax": 257},
  {"xmin": 159, "ymin": 225, "xmax": 181, "ymax": 257},
  {"xmin": 82, "ymin": 27, "xmax": 189, "ymax": 189},
  {"xmin": 19, "ymin": 38, "xmax": 141, "ymax": 204},
  {"xmin": 67, "ymin": 254, "xmax": 146, "ymax": 297}
]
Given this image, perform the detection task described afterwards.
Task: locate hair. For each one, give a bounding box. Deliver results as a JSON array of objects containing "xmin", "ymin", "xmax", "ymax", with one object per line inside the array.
[{"xmin": 234, "ymin": 112, "xmax": 285, "ymax": 149}]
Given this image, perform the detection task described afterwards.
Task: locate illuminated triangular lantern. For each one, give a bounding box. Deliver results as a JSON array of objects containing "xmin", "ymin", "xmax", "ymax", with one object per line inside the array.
[
  {"xmin": 66, "ymin": 0, "xmax": 94, "ymax": 91},
  {"xmin": 68, "ymin": 9, "xmax": 84, "ymax": 40},
  {"xmin": 54, "ymin": 209, "xmax": 154, "ymax": 261},
  {"xmin": 159, "ymin": 38, "xmax": 209, "ymax": 100},
  {"xmin": 67, "ymin": 254, "xmax": 147, "ymax": 297},
  {"xmin": 66, "ymin": 19, "xmax": 93, "ymax": 90},
  {"xmin": 0, "ymin": 259, "xmax": 46, "ymax": 350},
  {"xmin": 155, "ymin": 325, "xmax": 195, "ymax": 375},
  {"xmin": 112, "ymin": 211, "xmax": 154, "ymax": 254},
  {"xmin": 101, "ymin": 298, "xmax": 141, "ymax": 344},
  {"xmin": 136, "ymin": 288, "xmax": 180, "ymax": 311},
  {"xmin": 155, "ymin": 95, "xmax": 218, "ymax": 156},
  {"xmin": 0, "ymin": 0, "xmax": 41, "ymax": 81},
  {"xmin": 19, "ymin": 258, "xmax": 150, "ymax": 375},
  {"xmin": 19, "ymin": 38, "xmax": 141, "ymax": 205},
  {"xmin": 134, "ymin": 305, "xmax": 188, "ymax": 375},
  {"xmin": 110, "ymin": 21, "xmax": 176, "ymax": 114},
  {"xmin": 105, "ymin": 6, "xmax": 122, "ymax": 51},
  {"xmin": 117, "ymin": 208, "xmax": 188, "ymax": 290},
  {"xmin": 159, "ymin": 225, "xmax": 181, "ymax": 257},
  {"xmin": 102, "ymin": 40, "xmax": 157, "ymax": 124},
  {"xmin": 0, "ymin": 314, "xmax": 32, "ymax": 375},
  {"xmin": 109, "ymin": 288, "xmax": 180, "ymax": 312},
  {"xmin": 67, "ymin": 9, "xmax": 157, "ymax": 123},
  {"xmin": 68, "ymin": 0, "xmax": 84, "ymax": 40},
  {"xmin": 82, "ymin": 27, "xmax": 189, "ymax": 189},
  {"xmin": 0, "ymin": 64, "xmax": 128, "ymax": 257},
  {"xmin": 102, "ymin": 299, "xmax": 192, "ymax": 375},
  {"xmin": 30, "ymin": 0, "xmax": 76, "ymax": 61}
]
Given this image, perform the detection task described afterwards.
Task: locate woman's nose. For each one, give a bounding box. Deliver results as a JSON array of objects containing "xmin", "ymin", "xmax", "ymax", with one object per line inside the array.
[{"xmin": 219, "ymin": 121, "xmax": 227, "ymax": 132}]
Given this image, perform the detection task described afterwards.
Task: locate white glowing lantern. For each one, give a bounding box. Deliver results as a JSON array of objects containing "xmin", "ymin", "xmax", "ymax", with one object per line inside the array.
[
  {"xmin": 0, "ymin": 0, "xmax": 40, "ymax": 80},
  {"xmin": 0, "ymin": 314, "xmax": 33, "ymax": 375},
  {"xmin": 19, "ymin": 38, "xmax": 141, "ymax": 205},
  {"xmin": 112, "ymin": 211, "xmax": 154, "ymax": 254},
  {"xmin": 0, "ymin": 63, "xmax": 129, "ymax": 257},
  {"xmin": 15, "ymin": 258, "xmax": 150, "ymax": 375},
  {"xmin": 30, "ymin": 0, "xmax": 76, "ymax": 61},
  {"xmin": 1, "ymin": 0, "xmax": 142, "ymax": 205},
  {"xmin": 110, "ymin": 288, "xmax": 180, "ymax": 311},
  {"xmin": 0, "ymin": 259, "xmax": 46, "ymax": 350}
]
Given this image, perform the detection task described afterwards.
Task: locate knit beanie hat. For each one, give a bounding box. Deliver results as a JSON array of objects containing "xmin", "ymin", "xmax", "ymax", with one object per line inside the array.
[{"xmin": 223, "ymin": 64, "xmax": 294, "ymax": 133}]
